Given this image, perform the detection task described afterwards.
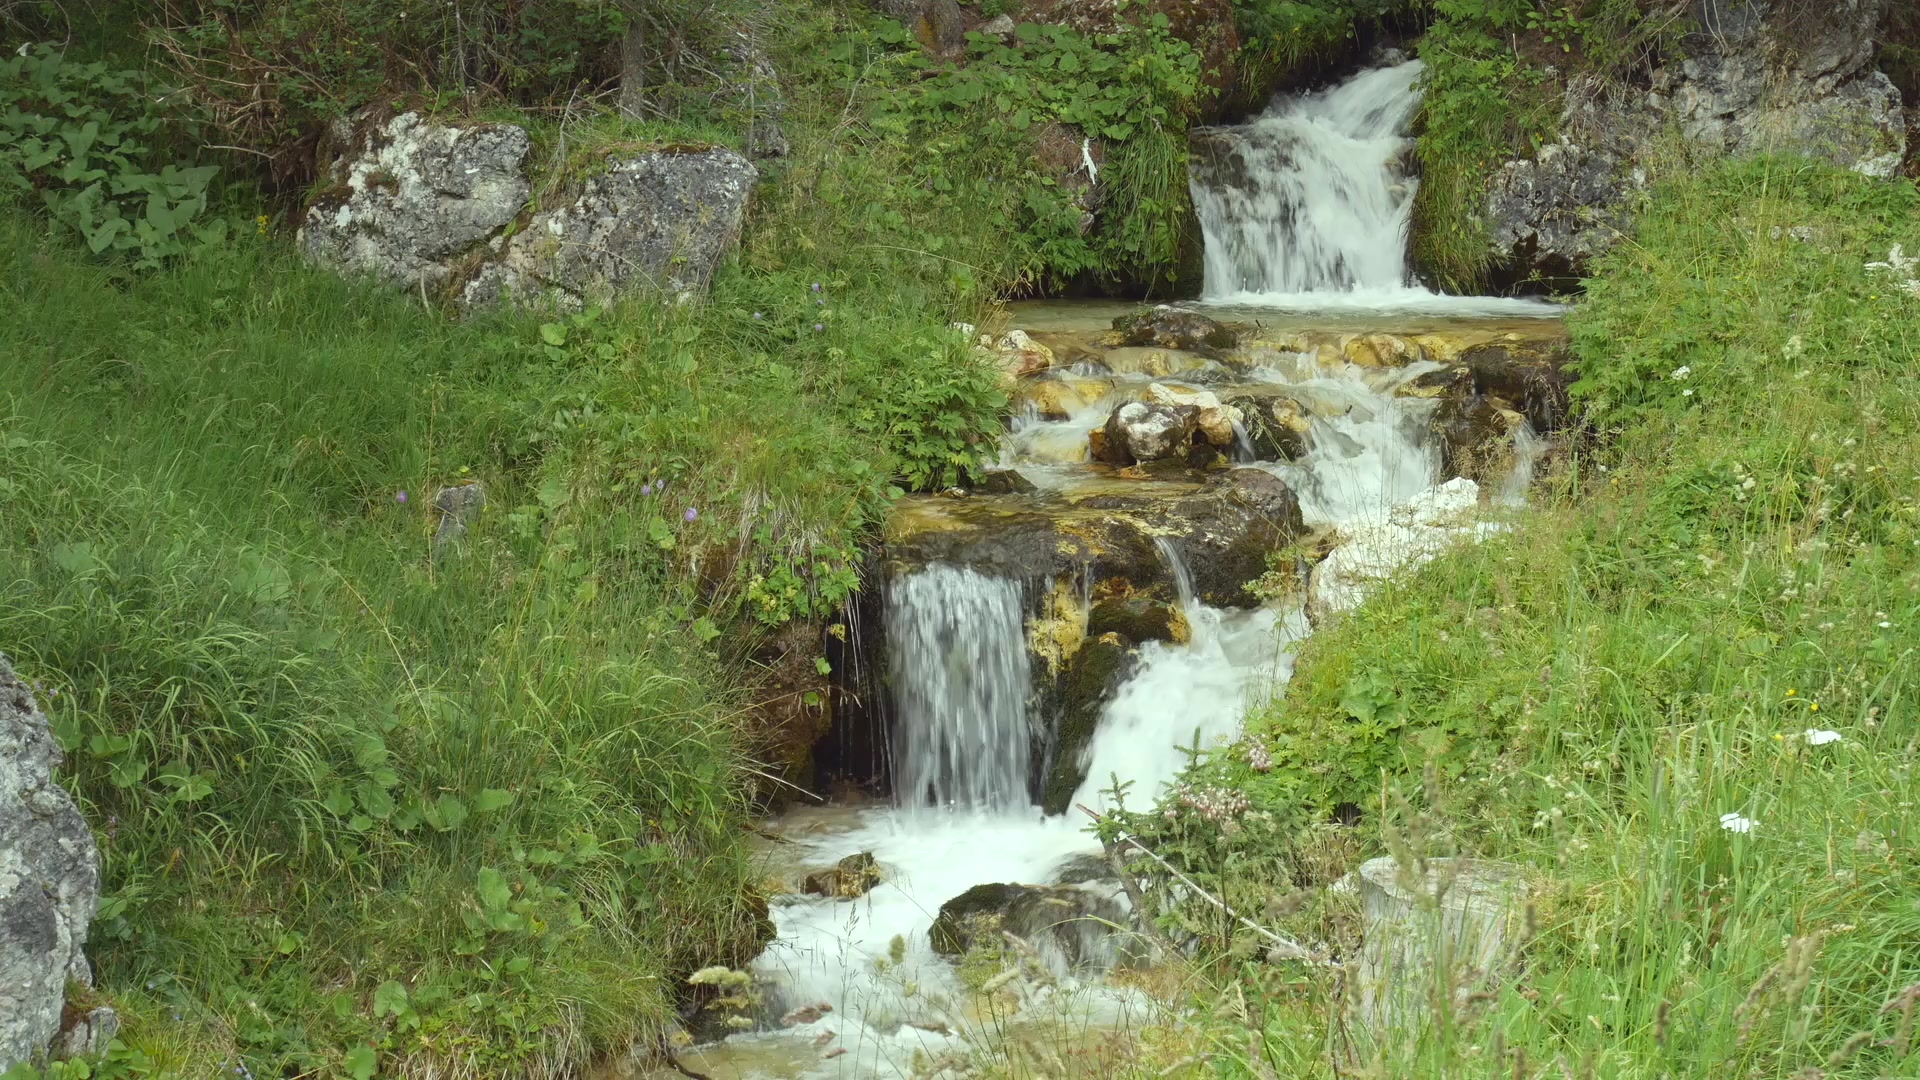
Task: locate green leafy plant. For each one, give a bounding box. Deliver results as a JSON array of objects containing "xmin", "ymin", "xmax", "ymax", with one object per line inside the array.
[{"xmin": 0, "ymin": 46, "xmax": 224, "ymax": 266}]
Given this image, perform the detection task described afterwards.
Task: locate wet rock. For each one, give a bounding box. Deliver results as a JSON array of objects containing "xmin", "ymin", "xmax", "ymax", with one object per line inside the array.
[
  {"xmin": 1, "ymin": 654, "xmax": 102, "ymax": 1070},
  {"xmin": 886, "ymin": 468, "xmax": 1305, "ymax": 609},
  {"xmin": 1112, "ymin": 307, "xmax": 1238, "ymax": 356},
  {"xmin": 803, "ymin": 852, "xmax": 883, "ymax": 899},
  {"xmin": 1086, "ymin": 597, "xmax": 1189, "ymax": 646},
  {"xmin": 1342, "ymin": 333, "xmax": 1422, "ymax": 368},
  {"xmin": 1098, "ymin": 346, "xmax": 1219, "ymax": 378},
  {"xmin": 1102, "ymin": 401, "xmax": 1199, "ymax": 464},
  {"xmin": 432, "ymin": 480, "xmax": 486, "ymax": 554},
  {"xmin": 301, "ymin": 113, "xmax": 532, "ymax": 292},
  {"xmin": 1228, "ymin": 395, "xmax": 1311, "ymax": 461},
  {"xmin": 977, "ymin": 468, "xmax": 1039, "ymax": 495},
  {"xmin": 780, "ymin": 1002, "xmax": 833, "ymax": 1027},
  {"xmin": 987, "ymin": 330, "xmax": 1057, "ymax": 385},
  {"xmin": 929, "ymin": 881, "xmax": 1130, "ymax": 970},
  {"xmin": 1037, "ymin": 633, "xmax": 1138, "ymax": 815},
  {"xmin": 1459, "ymin": 342, "xmax": 1571, "ymax": 432},
  {"xmin": 1015, "ymin": 374, "xmax": 1109, "ymax": 421},
  {"xmin": 464, "ymin": 147, "xmax": 756, "ymax": 308},
  {"xmin": 1429, "ymin": 394, "xmax": 1524, "ymax": 488},
  {"xmin": 1049, "ymin": 853, "xmax": 1119, "ymax": 886},
  {"xmin": 1146, "ymin": 382, "xmax": 1243, "ymax": 447}
]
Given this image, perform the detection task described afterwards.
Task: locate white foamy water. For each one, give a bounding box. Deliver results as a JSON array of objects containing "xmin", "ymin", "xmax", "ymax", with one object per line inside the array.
[
  {"xmin": 888, "ymin": 567, "xmax": 1032, "ymax": 811},
  {"xmin": 1188, "ymin": 61, "xmax": 1561, "ymax": 318}
]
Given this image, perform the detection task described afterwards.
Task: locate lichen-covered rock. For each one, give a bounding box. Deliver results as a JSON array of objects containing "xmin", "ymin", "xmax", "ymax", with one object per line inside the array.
[
  {"xmin": 301, "ymin": 113, "xmax": 532, "ymax": 291},
  {"xmin": 1111, "ymin": 307, "xmax": 1238, "ymax": 355},
  {"xmin": 1146, "ymin": 382, "xmax": 1243, "ymax": 447},
  {"xmin": 1, "ymin": 654, "xmax": 102, "ymax": 1070},
  {"xmin": 465, "ymin": 148, "xmax": 757, "ymax": 308},
  {"xmin": 1102, "ymin": 401, "xmax": 1198, "ymax": 464},
  {"xmin": 1485, "ymin": 0, "xmax": 1906, "ymax": 279}
]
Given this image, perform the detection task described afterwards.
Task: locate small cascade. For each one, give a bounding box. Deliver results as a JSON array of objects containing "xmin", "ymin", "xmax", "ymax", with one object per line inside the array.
[
  {"xmin": 1190, "ymin": 61, "xmax": 1425, "ymax": 301},
  {"xmin": 888, "ymin": 566, "xmax": 1032, "ymax": 811}
]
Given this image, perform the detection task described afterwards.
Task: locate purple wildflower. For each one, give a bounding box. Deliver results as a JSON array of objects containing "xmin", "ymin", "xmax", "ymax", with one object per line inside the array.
[
  {"xmin": 656, "ymin": 479, "xmax": 666, "ymax": 493},
  {"xmin": 684, "ymin": 508, "xmax": 699, "ymax": 522},
  {"xmin": 811, "ymin": 282, "xmax": 821, "ymax": 292},
  {"xmin": 395, "ymin": 491, "xmax": 408, "ymax": 504},
  {"xmin": 640, "ymin": 482, "xmax": 653, "ymax": 496},
  {"xmin": 814, "ymin": 323, "xmax": 825, "ymax": 332}
]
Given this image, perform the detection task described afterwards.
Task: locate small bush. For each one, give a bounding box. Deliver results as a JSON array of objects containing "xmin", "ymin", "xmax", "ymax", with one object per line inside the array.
[{"xmin": 0, "ymin": 45, "xmax": 224, "ymax": 266}]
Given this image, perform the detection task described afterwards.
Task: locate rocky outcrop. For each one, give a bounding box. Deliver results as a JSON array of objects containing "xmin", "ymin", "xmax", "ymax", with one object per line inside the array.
[
  {"xmin": 302, "ymin": 113, "xmax": 532, "ymax": 292},
  {"xmin": 1, "ymin": 655, "xmax": 103, "ymax": 1070},
  {"xmin": 1485, "ymin": 0, "xmax": 1907, "ymax": 279},
  {"xmin": 302, "ymin": 113, "xmax": 755, "ymax": 310},
  {"xmin": 464, "ymin": 149, "xmax": 756, "ymax": 308}
]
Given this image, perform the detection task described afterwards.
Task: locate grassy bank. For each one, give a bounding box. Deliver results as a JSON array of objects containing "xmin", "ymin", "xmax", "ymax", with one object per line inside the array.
[{"xmin": 1102, "ymin": 158, "xmax": 1920, "ymax": 1078}]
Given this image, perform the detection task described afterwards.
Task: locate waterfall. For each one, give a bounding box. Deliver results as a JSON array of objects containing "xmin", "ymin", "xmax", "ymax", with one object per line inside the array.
[
  {"xmin": 888, "ymin": 565, "xmax": 1033, "ymax": 812},
  {"xmin": 1190, "ymin": 61, "xmax": 1425, "ymax": 303}
]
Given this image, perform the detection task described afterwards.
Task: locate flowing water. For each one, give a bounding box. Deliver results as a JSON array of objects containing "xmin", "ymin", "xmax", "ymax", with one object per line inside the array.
[
  {"xmin": 1188, "ymin": 59, "xmax": 1555, "ymax": 317},
  {"xmin": 706, "ymin": 58, "xmax": 1565, "ymax": 1080}
]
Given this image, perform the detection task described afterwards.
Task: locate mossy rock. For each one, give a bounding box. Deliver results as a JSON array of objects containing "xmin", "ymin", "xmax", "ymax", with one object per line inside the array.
[
  {"xmin": 1086, "ymin": 596, "xmax": 1189, "ymax": 645},
  {"xmin": 929, "ymin": 881, "xmax": 1130, "ymax": 970},
  {"xmin": 1111, "ymin": 308, "xmax": 1239, "ymax": 356},
  {"xmin": 1038, "ymin": 633, "xmax": 1138, "ymax": 815},
  {"xmin": 803, "ymin": 852, "xmax": 883, "ymax": 899}
]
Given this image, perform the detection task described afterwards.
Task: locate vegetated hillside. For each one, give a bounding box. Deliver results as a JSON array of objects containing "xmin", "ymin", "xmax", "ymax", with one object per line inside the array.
[
  {"xmin": 1102, "ymin": 157, "xmax": 1920, "ymax": 1078},
  {"xmin": 4, "ymin": 0, "xmax": 1920, "ymax": 1077}
]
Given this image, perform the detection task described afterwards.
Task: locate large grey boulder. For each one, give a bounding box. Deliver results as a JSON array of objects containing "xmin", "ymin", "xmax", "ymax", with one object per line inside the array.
[
  {"xmin": 463, "ymin": 148, "xmax": 757, "ymax": 309},
  {"xmin": 1484, "ymin": 0, "xmax": 1905, "ymax": 279},
  {"xmin": 301, "ymin": 113, "xmax": 757, "ymax": 310},
  {"xmin": 300, "ymin": 113, "xmax": 532, "ymax": 292},
  {"xmin": 1, "ymin": 654, "xmax": 103, "ymax": 1070}
]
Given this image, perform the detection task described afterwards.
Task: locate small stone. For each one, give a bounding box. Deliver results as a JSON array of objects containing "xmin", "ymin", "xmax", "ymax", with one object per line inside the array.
[
  {"xmin": 980, "ymin": 13, "xmax": 1016, "ymax": 40},
  {"xmin": 432, "ymin": 481, "xmax": 486, "ymax": 556},
  {"xmin": 780, "ymin": 1002, "xmax": 833, "ymax": 1026},
  {"xmin": 802, "ymin": 852, "xmax": 883, "ymax": 899}
]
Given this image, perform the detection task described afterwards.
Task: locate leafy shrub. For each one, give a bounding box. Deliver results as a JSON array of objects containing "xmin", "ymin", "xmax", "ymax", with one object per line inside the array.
[
  {"xmin": 0, "ymin": 46, "xmax": 224, "ymax": 266},
  {"xmin": 842, "ymin": 15, "xmax": 1205, "ymax": 290},
  {"xmin": 149, "ymin": 0, "xmax": 760, "ymax": 164}
]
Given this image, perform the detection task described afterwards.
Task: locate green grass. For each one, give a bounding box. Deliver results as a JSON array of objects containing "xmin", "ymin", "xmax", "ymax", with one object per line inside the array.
[
  {"xmin": 0, "ymin": 35, "xmax": 1013, "ymax": 1059},
  {"xmin": 1099, "ymin": 158, "xmax": 1920, "ymax": 1078}
]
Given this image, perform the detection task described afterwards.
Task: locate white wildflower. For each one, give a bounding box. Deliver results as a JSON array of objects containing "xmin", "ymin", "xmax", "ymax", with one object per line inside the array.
[
  {"xmin": 1719, "ymin": 812, "xmax": 1756, "ymax": 834},
  {"xmin": 1670, "ymin": 365, "xmax": 1692, "ymax": 380},
  {"xmin": 1803, "ymin": 729, "xmax": 1843, "ymax": 746},
  {"xmin": 1682, "ymin": 388, "xmax": 1695, "ymax": 397}
]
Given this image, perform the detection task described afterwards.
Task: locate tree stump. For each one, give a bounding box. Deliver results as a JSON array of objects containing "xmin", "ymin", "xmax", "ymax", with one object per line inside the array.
[{"xmin": 1352, "ymin": 856, "xmax": 1528, "ymax": 1051}]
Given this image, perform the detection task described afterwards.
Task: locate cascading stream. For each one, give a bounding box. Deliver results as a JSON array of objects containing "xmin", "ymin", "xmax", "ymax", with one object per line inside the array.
[
  {"xmin": 735, "ymin": 58, "xmax": 1564, "ymax": 1080},
  {"xmin": 1191, "ymin": 60, "xmax": 1425, "ymax": 301}
]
